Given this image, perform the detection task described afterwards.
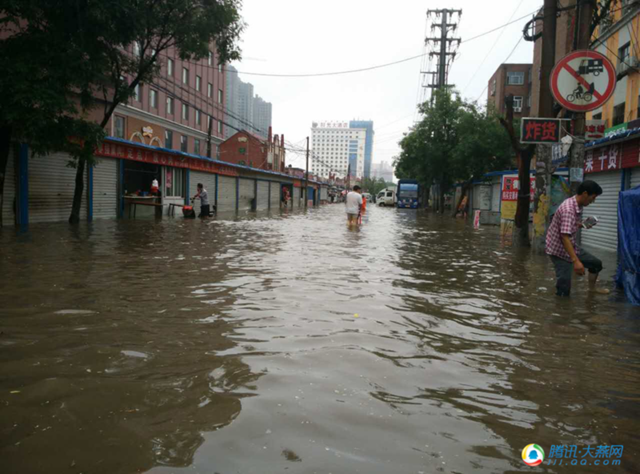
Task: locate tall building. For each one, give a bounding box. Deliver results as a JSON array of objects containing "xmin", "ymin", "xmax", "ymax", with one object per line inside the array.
[
  {"xmin": 253, "ymin": 95, "xmax": 273, "ymax": 139},
  {"xmin": 311, "ymin": 121, "xmax": 366, "ymax": 179},
  {"xmin": 487, "ymin": 64, "xmax": 532, "ymax": 118},
  {"xmin": 224, "ymin": 67, "xmax": 272, "ymax": 139},
  {"xmin": 349, "ymin": 120, "xmax": 374, "ymax": 178},
  {"xmin": 372, "ymin": 161, "xmax": 394, "ymax": 183}
]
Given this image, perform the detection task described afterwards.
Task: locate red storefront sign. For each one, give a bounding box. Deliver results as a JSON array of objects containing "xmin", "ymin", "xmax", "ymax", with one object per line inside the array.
[
  {"xmin": 584, "ymin": 138, "xmax": 640, "ymax": 174},
  {"xmin": 502, "ymin": 176, "xmax": 536, "ymax": 201},
  {"xmin": 521, "ymin": 118, "xmax": 561, "ymax": 144},
  {"xmin": 96, "ymin": 140, "xmax": 239, "ymax": 177}
]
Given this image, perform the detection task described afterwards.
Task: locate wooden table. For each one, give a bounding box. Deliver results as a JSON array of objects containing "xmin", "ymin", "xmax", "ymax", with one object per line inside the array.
[{"xmin": 123, "ymin": 196, "xmax": 163, "ymax": 218}]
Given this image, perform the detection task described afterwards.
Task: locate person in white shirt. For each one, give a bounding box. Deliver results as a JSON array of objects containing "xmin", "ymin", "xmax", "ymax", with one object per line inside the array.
[{"xmin": 345, "ymin": 185, "xmax": 363, "ymax": 226}]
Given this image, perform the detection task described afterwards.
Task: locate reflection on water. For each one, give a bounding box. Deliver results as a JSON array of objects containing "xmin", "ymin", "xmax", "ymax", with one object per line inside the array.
[{"xmin": 1, "ymin": 207, "xmax": 639, "ymax": 474}]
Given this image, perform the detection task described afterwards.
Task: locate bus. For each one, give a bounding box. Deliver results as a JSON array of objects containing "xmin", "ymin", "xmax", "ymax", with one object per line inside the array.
[{"xmin": 396, "ymin": 180, "xmax": 420, "ymax": 209}]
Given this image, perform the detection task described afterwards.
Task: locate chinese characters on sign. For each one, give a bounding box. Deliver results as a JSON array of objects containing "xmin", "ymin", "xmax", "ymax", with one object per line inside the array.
[
  {"xmin": 96, "ymin": 140, "xmax": 239, "ymax": 177},
  {"xmin": 585, "ymin": 120, "xmax": 606, "ymax": 141},
  {"xmin": 547, "ymin": 444, "xmax": 623, "ymax": 466},
  {"xmin": 521, "ymin": 118, "xmax": 561, "ymax": 144},
  {"xmin": 583, "ymin": 138, "xmax": 640, "ymax": 174},
  {"xmin": 501, "ymin": 176, "xmax": 536, "ymax": 202}
]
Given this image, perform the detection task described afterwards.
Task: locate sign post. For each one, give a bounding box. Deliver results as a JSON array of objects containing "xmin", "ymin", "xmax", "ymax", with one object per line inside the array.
[{"xmin": 550, "ymin": 50, "xmax": 616, "ymax": 192}]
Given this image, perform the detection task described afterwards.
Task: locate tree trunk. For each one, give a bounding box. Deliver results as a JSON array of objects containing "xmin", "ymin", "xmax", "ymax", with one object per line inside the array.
[
  {"xmin": 0, "ymin": 125, "xmax": 12, "ymax": 228},
  {"xmin": 69, "ymin": 157, "xmax": 86, "ymax": 224}
]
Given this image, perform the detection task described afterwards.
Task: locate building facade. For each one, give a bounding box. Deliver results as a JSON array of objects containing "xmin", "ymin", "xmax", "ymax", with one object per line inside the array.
[
  {"xmin": 349, "ymin": 120, "xmax": 374, "ymax": 178},
  {"xmin": 219, "ymin": 126, "xmax": 285, "ymax": 172},
  {"xmin": 311, "ymin": 121, "xmax": 366, "ymax": 180},
  {"xmin": 253, "ymin": 95, "xmax": 273, "ymax": 139},
  {"xmin": 372, "ymin": 160, "xmax": 394, "ymax": 183},
  {"xmin": 487, "ymin": 63, "xmax": 533, "ymax": 118}
]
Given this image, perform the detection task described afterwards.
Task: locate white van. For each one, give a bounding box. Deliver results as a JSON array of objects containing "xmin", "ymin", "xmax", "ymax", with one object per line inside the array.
[{"xmin": 377, "ymin": 188, "xmax": 396, "ymax": 206}]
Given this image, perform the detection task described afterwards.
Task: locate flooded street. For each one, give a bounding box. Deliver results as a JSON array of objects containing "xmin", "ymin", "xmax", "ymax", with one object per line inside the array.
[{"xmin": 1, "ymin": 205, "xmax": 639, "ymax": 474}]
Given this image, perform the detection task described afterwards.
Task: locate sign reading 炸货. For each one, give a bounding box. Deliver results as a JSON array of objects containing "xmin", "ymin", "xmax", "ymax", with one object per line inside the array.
[{"xmin": 521, "ymin": 118, "xmax": 561, "ymax": 144}]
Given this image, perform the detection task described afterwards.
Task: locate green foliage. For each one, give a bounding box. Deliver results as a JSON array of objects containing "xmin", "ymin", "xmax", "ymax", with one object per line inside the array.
[
  {"xmin": 394, "ymin": 89, "xmax": 513, "ymax": 191},
  {"xmin": 0, "ymin": 0, "xmax": 245, "ymax": 161},
  {"xmin": 361, "ymin": 177, "xmax": 388, "ymax": 196}
]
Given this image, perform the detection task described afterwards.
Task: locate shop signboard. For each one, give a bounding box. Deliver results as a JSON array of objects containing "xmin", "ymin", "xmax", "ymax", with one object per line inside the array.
[
  {"xmin": 585, "ymin": 120, "xmax": 606, "ymax": 141},
  {"xmin": 96, "ymin": 140, "xmax": 239, "ymax": 177},
  {"xmin": 521, "ymin": 118, "xmax": 561, "ymax": 144},
  {"xmin": 584, "ymin": 138, "xmax": 640, "ymax": 174},
  {"xmin": 604, "ymin": 122, "xmax": 628, "ymax": 137},
  {"xmin": 500, "ymin": 175, "xmax": 536, "ymax": 220}
]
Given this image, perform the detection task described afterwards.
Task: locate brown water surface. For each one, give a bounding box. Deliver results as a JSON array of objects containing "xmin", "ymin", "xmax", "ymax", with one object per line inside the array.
[{"xmin": 1, "ymin": 205, "xmax": 639, "ymax": 473}]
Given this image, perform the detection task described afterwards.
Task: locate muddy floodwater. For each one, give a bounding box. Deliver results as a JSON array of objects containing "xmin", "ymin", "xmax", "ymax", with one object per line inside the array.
[{"xmin": 1, "ymin": 205, "xmax": 639, "ymax": 474}]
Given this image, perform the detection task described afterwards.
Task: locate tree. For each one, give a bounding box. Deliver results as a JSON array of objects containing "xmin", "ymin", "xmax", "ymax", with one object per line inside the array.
[
  {"xmin": 361, "ymin": 177, "xmax": 388, "ymax": 196},
  {"xmin": 394, "ymin": 89, "xmax": 511, "ymax": 213},
  {"xmin": 0, "ymin": 0, "xmax": 244, "ymax": 224}
]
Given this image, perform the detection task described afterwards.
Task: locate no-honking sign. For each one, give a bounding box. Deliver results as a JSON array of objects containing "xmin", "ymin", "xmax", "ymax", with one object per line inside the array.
[{"xmin": 550, "ymin": 50, "xmax": 616, "ymax": 112}]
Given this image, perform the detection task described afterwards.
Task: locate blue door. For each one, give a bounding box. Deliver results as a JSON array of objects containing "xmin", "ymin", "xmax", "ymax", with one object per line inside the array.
[{"xmin": 307, "ymin": 187, "xmax": 315, "ymax": 205}]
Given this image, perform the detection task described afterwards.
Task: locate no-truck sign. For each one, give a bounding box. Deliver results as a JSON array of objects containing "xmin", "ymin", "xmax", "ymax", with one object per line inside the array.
[{"xmin": 550, "ymin": 50, "xmax": 616, "ymax": 112}]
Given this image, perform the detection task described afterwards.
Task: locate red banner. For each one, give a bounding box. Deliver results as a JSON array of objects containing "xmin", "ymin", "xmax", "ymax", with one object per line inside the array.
[
  {"xmin": 96, "ymin": 140, "xmax": 239, "ymax": 177},
  {"xmin": 584, "ymin": 137, "xmax": 640, "ymax": 174},
  {"xmin": 502, "ymin": 176, "xmax": 536, "ymax": 202}
]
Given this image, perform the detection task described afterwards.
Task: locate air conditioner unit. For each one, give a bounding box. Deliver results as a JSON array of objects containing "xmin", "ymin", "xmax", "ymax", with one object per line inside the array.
[
  {"xmin": 514, "ymin": 107, "xmax": 522, "ymax": 112},
  {"xmin": 617, "ymin": 56, "xmax": 637, "ymax": 76}
]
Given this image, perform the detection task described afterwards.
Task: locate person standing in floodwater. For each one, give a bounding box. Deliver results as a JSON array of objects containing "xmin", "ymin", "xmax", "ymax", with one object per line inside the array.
[
  {"xmin": 192, "ymin": 183, "xmax": 210, "ymax": 218},
  {"xmin": 545, "ymin": 180, "xmax": 609, "ymax": 296},
  {"xmin": 345, "ymin": 185, "xmax": 363, "ymax": 227}
]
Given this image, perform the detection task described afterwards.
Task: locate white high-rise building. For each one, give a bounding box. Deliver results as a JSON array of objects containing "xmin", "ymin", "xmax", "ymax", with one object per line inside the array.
[
  {"xmin": 311, "ymin": 121, "xmax": 366, "ymax": 179},
  {"xmin": 372, "ymin": 161, "xmax": 395, "ymax": 183}
]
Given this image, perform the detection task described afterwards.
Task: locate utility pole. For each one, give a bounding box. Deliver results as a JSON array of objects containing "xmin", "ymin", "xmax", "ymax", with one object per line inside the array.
[
  {"xmin": 569, "ymin": 0, "xmax": 596, "ymax": 195},
  {"xmin": 305, "ymin": 136, "xmax": 309, "ymax": 208},
  {"xmin": 531, "ymin": 0, "xmax": 558, "ymax": 253},
  {"xmin": 425, "ymin": 9, "xmax": 461, "ymax": 93},
  {"xmin": 206, "ymin": 115, "xmax": 214, "ymax": 158}
]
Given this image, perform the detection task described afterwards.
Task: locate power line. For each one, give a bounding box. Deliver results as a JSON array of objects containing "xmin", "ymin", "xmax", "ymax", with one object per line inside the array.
[{"xmin": 476, "ymin": 35, "xmax": 525, "ymax": 102}]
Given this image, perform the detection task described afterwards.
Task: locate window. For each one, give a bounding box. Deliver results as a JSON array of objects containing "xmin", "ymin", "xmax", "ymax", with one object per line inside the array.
[
  {"xmin": 613, "ymin": 103, "xmax": 625, "ymax": 126},
  {"xmin": 180, "ymin": 135, "xmax": 188, "ymax": 152},
  {"xmin": 507, "ymin": 71, "xmax": 525, "ymax": 85},
  {"xmin": 619, "ymin": 42, "xmax": 631, "ymax": 63},
  {"xmin": 218, "ymin": 89, "xmax": 223, "ymax": 103},
  {"xmin": 194, "ymin": 139, "xmax": 201, "ymax": 155},
  {"xmin": 165, "ymin": 168, "xmax": 185, "ymax": 197},
  {"xmin": 219, "ymin": 63, "xmax": 223, "ymax": 74},
  {"xmin": 207, "ymin": 115, "xmax": 212, "ymax": 129},
  {"xmin": 208, "ymin": 52, "xmax": 213, "ymax": 66},
  {"xmin": 217, "ymin": 120, "xmax": 222, "ymax": 134},
  {"xmin": 150, "ymin": 89, "xmax": 158, "ymax": 108},
  {"xmin": 208, "ymin": 83, "xmax": 213, "ymax": 98},
  {"xmin": 168, "ymin": 58, "xmax": 174, "ymax": 76},
  {"xmin": 513, "ymin": 96, "xmax": 523, "ymax": 111},
  {"xmin": 527, "ymin": 95, "xmax": 531, "ymax": 107},
  {"xmin": 182, "ymin": 67, "xmax": 189, "ymax": 85},
  {"xmin": 133, "ymin": 42, "xmax": 141, "ymax": 56},
  {"xmin": 114, "ymin": 116, "xmax": 125, "ymax": 139},
  {"xmin": 166, "ymin": 97, "xmax": 174, "ymax": 115},
  {"xmin": 133, "ymin": 84, "xmax": 141, "ymax": 102},
  {"xmin": 165, "ymin": 130, "xmax": 173, "ymax": 149},
  {"xmin": 196, "ymin": 75, "xmax": 201, "ymax": 91},
  {"xmin": 182, "ymin": 103, "xmax": 189, "ymax": 120},
  {"xmin": 196, "ymin": 109, "xmax": 201, "ymax": 126}
]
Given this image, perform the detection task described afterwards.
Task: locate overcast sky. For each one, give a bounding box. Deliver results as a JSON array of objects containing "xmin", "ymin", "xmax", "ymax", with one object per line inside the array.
[{"xmin": 230, "ymin": 0, "xmax": 542, "ymax": 170}]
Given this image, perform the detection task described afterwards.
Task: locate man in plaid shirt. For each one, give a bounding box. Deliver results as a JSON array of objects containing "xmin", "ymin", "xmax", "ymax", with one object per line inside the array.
[{"xmin": 546, "ymin": 180, "xmax": 609, "ymax": 296}]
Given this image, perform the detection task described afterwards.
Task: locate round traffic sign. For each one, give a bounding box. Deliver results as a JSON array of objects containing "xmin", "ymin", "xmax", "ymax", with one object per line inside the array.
[{"xmin": 550, "ymin": 50, "xmax": 616, "ymax": 112}]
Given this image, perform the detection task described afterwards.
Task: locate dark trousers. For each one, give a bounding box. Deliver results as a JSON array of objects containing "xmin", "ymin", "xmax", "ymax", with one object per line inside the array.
[
  {"xmin": 550, "ymin": 250, "xmax": 603, "ymax": 296},
  {"xmin": 199, "ymin": 205, "xmax": 210, "ymax": 218}
]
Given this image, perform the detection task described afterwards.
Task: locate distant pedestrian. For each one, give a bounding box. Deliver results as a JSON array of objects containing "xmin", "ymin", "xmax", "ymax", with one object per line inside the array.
[
  {"xmin": 345, "ymin": 185, "xmax": 363, "ymax": 227},
  {"xmin": 545, "ymin": 180, "xmax": 609, "ymax": 296},
  {"xmin": 192, "ymin": 183, "xmax": 210, "ymax": 218}
]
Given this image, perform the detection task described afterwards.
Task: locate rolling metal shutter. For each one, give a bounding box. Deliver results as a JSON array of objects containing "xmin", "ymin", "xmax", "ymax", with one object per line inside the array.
[
  {"xmin": 582, "ymin": 170, "xmax": 621, "ymax": 253},
  {"xmin": 189, "ymin": 171, "xmax": 217, "ymax": 206},
  {"xmin": 238, "ymin": 178, "xmax": 254, "ymax": 211},
  {"xmin": 2, "ymin": 154, "xmax": 16, "ymax": 227},
  {"xmin": 631, "ymin": 168, "xmax": 640, "ymax": 188},
  {"xmin": 270, "ymin": 182, "xmax": 281, "ymax": 209},
  {"xmin": 256, "ymin": 181, "xmax": 269, "ymax": 210},
  {"xmin": 29, "ymin": 153, "xmax": 87, "ymax": 223},
  {"xmin": 93, "ymin": 158, "xmax": 118, "ymax": 219},
  {"xmin": 293, "ymin": 187, "xmax": 301, "ymax": 207},
  {"xmin": 492, "ymin": 181, "xmax": 501, "ymax": 212},
  {"xmin": 217, "ymin": 176, "xmax": 236, "ymax": 213}
]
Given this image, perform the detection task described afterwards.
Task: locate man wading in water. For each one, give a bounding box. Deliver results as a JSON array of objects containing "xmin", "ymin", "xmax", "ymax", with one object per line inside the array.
[
  {"xmin": 345, "ymin": 185, "xmax": 363, "ymax": 227},
  {"xmin": 545, "ymin": 180, "xmax": 609, "ymax": 296},
  {"xmin": 192, "ymin": 183, "xmax": 210, "ymax": 218}
]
